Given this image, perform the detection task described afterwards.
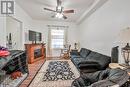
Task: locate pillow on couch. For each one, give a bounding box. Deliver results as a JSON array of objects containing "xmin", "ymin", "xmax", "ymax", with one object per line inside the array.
[
  {"xmin": 78, "ymin": 61, "xmax": 100, "ymax": 69},
  {"xmin": 86, "ymin": 52, "xmax": 111, "ymax": 69},
  {"xmin": 72, "ymin": 58, "xmax": 86, "ymax": 65},
  {"xmin": 70, "ymin": 50, "xmax": 79, "ymax": 55},
  {"xmin": 79, "ymin": 48, "xmax": 91, "ymax": 58}
]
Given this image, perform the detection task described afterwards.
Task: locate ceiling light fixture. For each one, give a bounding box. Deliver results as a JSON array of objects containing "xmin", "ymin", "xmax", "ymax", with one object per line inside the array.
[
  {"xmin": 44, "ymin": 0, "xmax": 74, "ymax": 19},
  {"xmin": 57, "ymin": 6, "xmax": 62, "ymax": 10},
  {"xmin": 55, "ymin": 13, "xmax": 63, "ymax": 19}
]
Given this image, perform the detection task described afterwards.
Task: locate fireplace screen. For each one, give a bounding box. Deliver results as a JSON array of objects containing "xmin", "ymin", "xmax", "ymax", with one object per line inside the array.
[{"xmin": 34, "ymin": 48, "xmax": 42, "ymax": 59}]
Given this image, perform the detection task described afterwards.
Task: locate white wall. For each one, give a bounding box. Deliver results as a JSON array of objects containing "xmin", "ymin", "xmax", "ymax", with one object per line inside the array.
[
  {"xmin": 78, "ymin": 0, "xmax": 130, "ymax": 63},
  {"xmin": 0, "ymin": 0, "xmax": 6, "ymax": 46},
  {"xmin": 0, "ymin": 16, "xmax": 6, "ymax": 46}
]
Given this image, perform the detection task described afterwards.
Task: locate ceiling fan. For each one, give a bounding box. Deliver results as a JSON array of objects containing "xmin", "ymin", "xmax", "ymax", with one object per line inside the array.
[{"xmin": 44, "ymin": 0, "xmax": 74, "ymax": 19}]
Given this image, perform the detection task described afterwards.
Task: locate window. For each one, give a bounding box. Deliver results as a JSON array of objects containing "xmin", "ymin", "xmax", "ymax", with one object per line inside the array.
[{"xmin": 51, "ymin": 29, "xmax": 64, "ymax": 49}]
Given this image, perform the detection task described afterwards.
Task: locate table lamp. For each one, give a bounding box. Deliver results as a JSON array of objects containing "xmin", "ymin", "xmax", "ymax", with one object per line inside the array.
[
  {"xmin": 122, "ymin": 43, "xmax": 130, "ymax": 65},
  {"xmin": 119, "ymin": 27, "xmax": 130, "ymax": 65}
]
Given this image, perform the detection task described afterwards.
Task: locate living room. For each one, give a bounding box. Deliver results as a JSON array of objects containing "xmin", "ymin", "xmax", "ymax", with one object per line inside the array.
[{"xmin": 0, "ymin": 0, "xmax": 130, "ymax": 87}]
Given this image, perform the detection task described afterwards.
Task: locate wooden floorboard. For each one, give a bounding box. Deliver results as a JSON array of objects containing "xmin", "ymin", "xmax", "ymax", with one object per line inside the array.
[{"xmin": 19, "ymin": 59, "xmax": 45, "ymax": 87}]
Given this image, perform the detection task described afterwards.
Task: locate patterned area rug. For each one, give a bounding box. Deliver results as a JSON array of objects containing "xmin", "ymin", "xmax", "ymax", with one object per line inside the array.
[
  {"xmin": 43, "ymin": 61, "xmax": 75, "ymax": 81},
  {"xmin": 29, "ymin": 60, "xmax": 80, "ymax": 87}
]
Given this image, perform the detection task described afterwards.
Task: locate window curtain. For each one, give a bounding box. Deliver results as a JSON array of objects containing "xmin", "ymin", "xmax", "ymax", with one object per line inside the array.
[
  {"xmin": 47, "ymin": 25, "xmax": 68, "ymax": 57},
  {"xmin": 48, "ymin": 27, "xmax": 52, "ymax": 57}
]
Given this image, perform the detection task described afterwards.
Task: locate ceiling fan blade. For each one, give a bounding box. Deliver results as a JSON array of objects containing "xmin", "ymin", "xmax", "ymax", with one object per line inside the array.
[
  {"xmin": 63, "ymin": 10, "xmax": 74, "ymax": 13},
  {"xmin": 63, "ymin": 15, "xmax": 67, "ymax": 19},
  {"xmin": 44, "ymin": 8, "xmax": 56, "ymax": 12}
]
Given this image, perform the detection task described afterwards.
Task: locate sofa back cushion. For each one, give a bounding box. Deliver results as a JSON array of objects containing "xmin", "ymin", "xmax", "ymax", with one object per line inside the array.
[
  {"xmin": 79, "ymin": 48, "xmax": 91, "ymax": 58},
  {"xmin": 87, "ymin": 52, "xmax": 111, "ymax": 69}
]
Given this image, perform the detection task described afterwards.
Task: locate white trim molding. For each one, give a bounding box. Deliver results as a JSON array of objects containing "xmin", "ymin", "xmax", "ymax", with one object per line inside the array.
[{"xmin": 77, "ymin": 0, "xmax": 108, "ymax": 24}]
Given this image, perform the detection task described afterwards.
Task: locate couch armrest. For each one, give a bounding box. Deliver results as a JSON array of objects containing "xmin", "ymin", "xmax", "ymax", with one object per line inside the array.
[
  {"xmin": 78, "ymin": 61, "xmax": 100, "ymax": 69},
  {"xmin": 91, "ymin": 80, "xmax": 117, "ymax": 87},
  {"xmin": 70, "ymin": 50, "xmax": 79, "ymax": 56}
]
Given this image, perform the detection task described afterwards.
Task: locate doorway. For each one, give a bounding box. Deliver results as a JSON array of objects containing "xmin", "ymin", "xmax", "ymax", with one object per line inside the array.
[{"xmin": 6, "ymin": 16, "xmax": 23, "ymax": 50}]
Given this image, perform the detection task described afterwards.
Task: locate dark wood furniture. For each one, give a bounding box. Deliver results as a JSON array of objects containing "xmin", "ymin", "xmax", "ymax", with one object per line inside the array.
[{"xmin": 25, "ymin": 44, "xmax": 45, "ymax": 64}]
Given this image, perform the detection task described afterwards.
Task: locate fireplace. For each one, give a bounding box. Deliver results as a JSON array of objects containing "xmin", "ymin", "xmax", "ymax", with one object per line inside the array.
[
  {"xmin": 25, "ymin": 44, "xmax": 45, "ymax": 64},
  {"xmin": 34, "ymin": 48, "xmax": 43, "ymax": 59}
]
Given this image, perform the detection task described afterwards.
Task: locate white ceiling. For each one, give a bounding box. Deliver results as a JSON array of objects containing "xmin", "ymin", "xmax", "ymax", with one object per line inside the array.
[{"xmin": 16, "ymin": 0, "xmax": 107, "ymax": 23}]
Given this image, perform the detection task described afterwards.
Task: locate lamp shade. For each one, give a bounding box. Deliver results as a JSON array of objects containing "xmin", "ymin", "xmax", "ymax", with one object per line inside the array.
[{"xmin": 119, "ymin": 27, "xmax": 130, "ymax": 43}]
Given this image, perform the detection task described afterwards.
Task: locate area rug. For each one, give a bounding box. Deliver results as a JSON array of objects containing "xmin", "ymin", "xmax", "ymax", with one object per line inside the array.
[{"xmin": 29, "ymin": 60, "xmax": 80, "ymax": 87}]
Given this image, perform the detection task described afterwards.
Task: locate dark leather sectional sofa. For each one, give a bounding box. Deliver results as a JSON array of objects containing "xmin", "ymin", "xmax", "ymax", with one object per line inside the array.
[
  {"xmin": 70, "ymin": 48, "xmax": 111, "ymax": 73},
  {"xmin": 71, "ymin": 48, "xmax": 129, "ymax": 87}
]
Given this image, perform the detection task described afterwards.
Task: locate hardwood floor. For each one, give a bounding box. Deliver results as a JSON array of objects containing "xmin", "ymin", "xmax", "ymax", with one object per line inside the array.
[{"xmin": 19, "ymin": 59, "xmax": 45, "ymax": 87}]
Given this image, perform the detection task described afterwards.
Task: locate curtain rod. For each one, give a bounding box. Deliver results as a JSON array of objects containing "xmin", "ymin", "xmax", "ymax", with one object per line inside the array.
[{"xmin": 47, "ymin": 25, "xmax": 69, "ymax": 28}]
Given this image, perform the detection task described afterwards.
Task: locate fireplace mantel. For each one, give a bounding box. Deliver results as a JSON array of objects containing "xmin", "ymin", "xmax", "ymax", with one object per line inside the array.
[{"xmin": 25, "ymin": 44, "xmax": 45, "ymax": 64}]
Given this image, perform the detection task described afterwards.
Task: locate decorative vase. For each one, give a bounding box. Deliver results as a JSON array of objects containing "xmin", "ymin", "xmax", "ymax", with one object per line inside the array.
[
  {"xmin": 9, "ymin": 33, "xmax": 12, "ymax": 45},
  {"xmin": 74, "ymin": 43, "xmax": 77, "ymax": 49}
]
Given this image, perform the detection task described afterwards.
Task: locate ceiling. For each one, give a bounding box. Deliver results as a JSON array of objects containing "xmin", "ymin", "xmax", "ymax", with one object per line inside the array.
[{"xmin": 16, "ymin": 0, "xmax": 107, "ymax": 23}]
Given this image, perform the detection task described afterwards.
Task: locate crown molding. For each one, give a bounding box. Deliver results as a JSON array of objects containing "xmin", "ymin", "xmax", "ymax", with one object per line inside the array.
[{"xmin": 76, "ymin": 0, "xmax": 108, "ymax": 25}]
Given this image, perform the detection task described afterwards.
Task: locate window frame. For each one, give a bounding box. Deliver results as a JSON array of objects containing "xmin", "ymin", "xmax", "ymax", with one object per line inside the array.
[{"xmin": 51, "ymin": 29, "xmax": 65, "ymax": 49}]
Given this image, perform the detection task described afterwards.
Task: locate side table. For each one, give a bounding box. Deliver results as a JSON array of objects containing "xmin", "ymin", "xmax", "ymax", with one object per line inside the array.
[{"xmin": 109, "ymin": 63, "xmax": 126, "ymax": 70}]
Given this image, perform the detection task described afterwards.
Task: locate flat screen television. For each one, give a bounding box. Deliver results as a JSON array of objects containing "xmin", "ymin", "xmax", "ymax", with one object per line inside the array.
[
  {"xmin": 36, "ymin": 32, "xmax": 42, "ymax": 41},
  {"xmin": 29, "ymin": 30, "xmax": 42, "ymax": 42}
]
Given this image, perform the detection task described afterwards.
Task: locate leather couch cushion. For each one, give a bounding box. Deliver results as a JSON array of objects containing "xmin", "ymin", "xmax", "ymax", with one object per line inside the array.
[
  {"xmin": 79, "ymin": 48, "xmax": 91, "ymax": 58},
  {"xmin": 72, "ymin": 69, "xmax": 129, "ymax": 87},
  {"xmin": 71, "ymin": 55, "xmax": 81, "ymax": 59},
  {"xmin": 72, "ymin": 58, "xmax": 85, "ymax": 65},
  {"xmin": 86, "ymin": 52, "xmax": 111, "ymax": 69},
  {"xmin": 70, "ymin": 50, "xmax": 79, "ymax": 55},
  {"xmin": 107, "ymin": 69, "xmax": 129, "ymax": 86},
  {"xmin": 72, "ymin": 76, "xmax": 92, "ymax": 87},
  {"xmin": 78, "ymin": 61, "xmax": 100, "ymax": 69}
]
